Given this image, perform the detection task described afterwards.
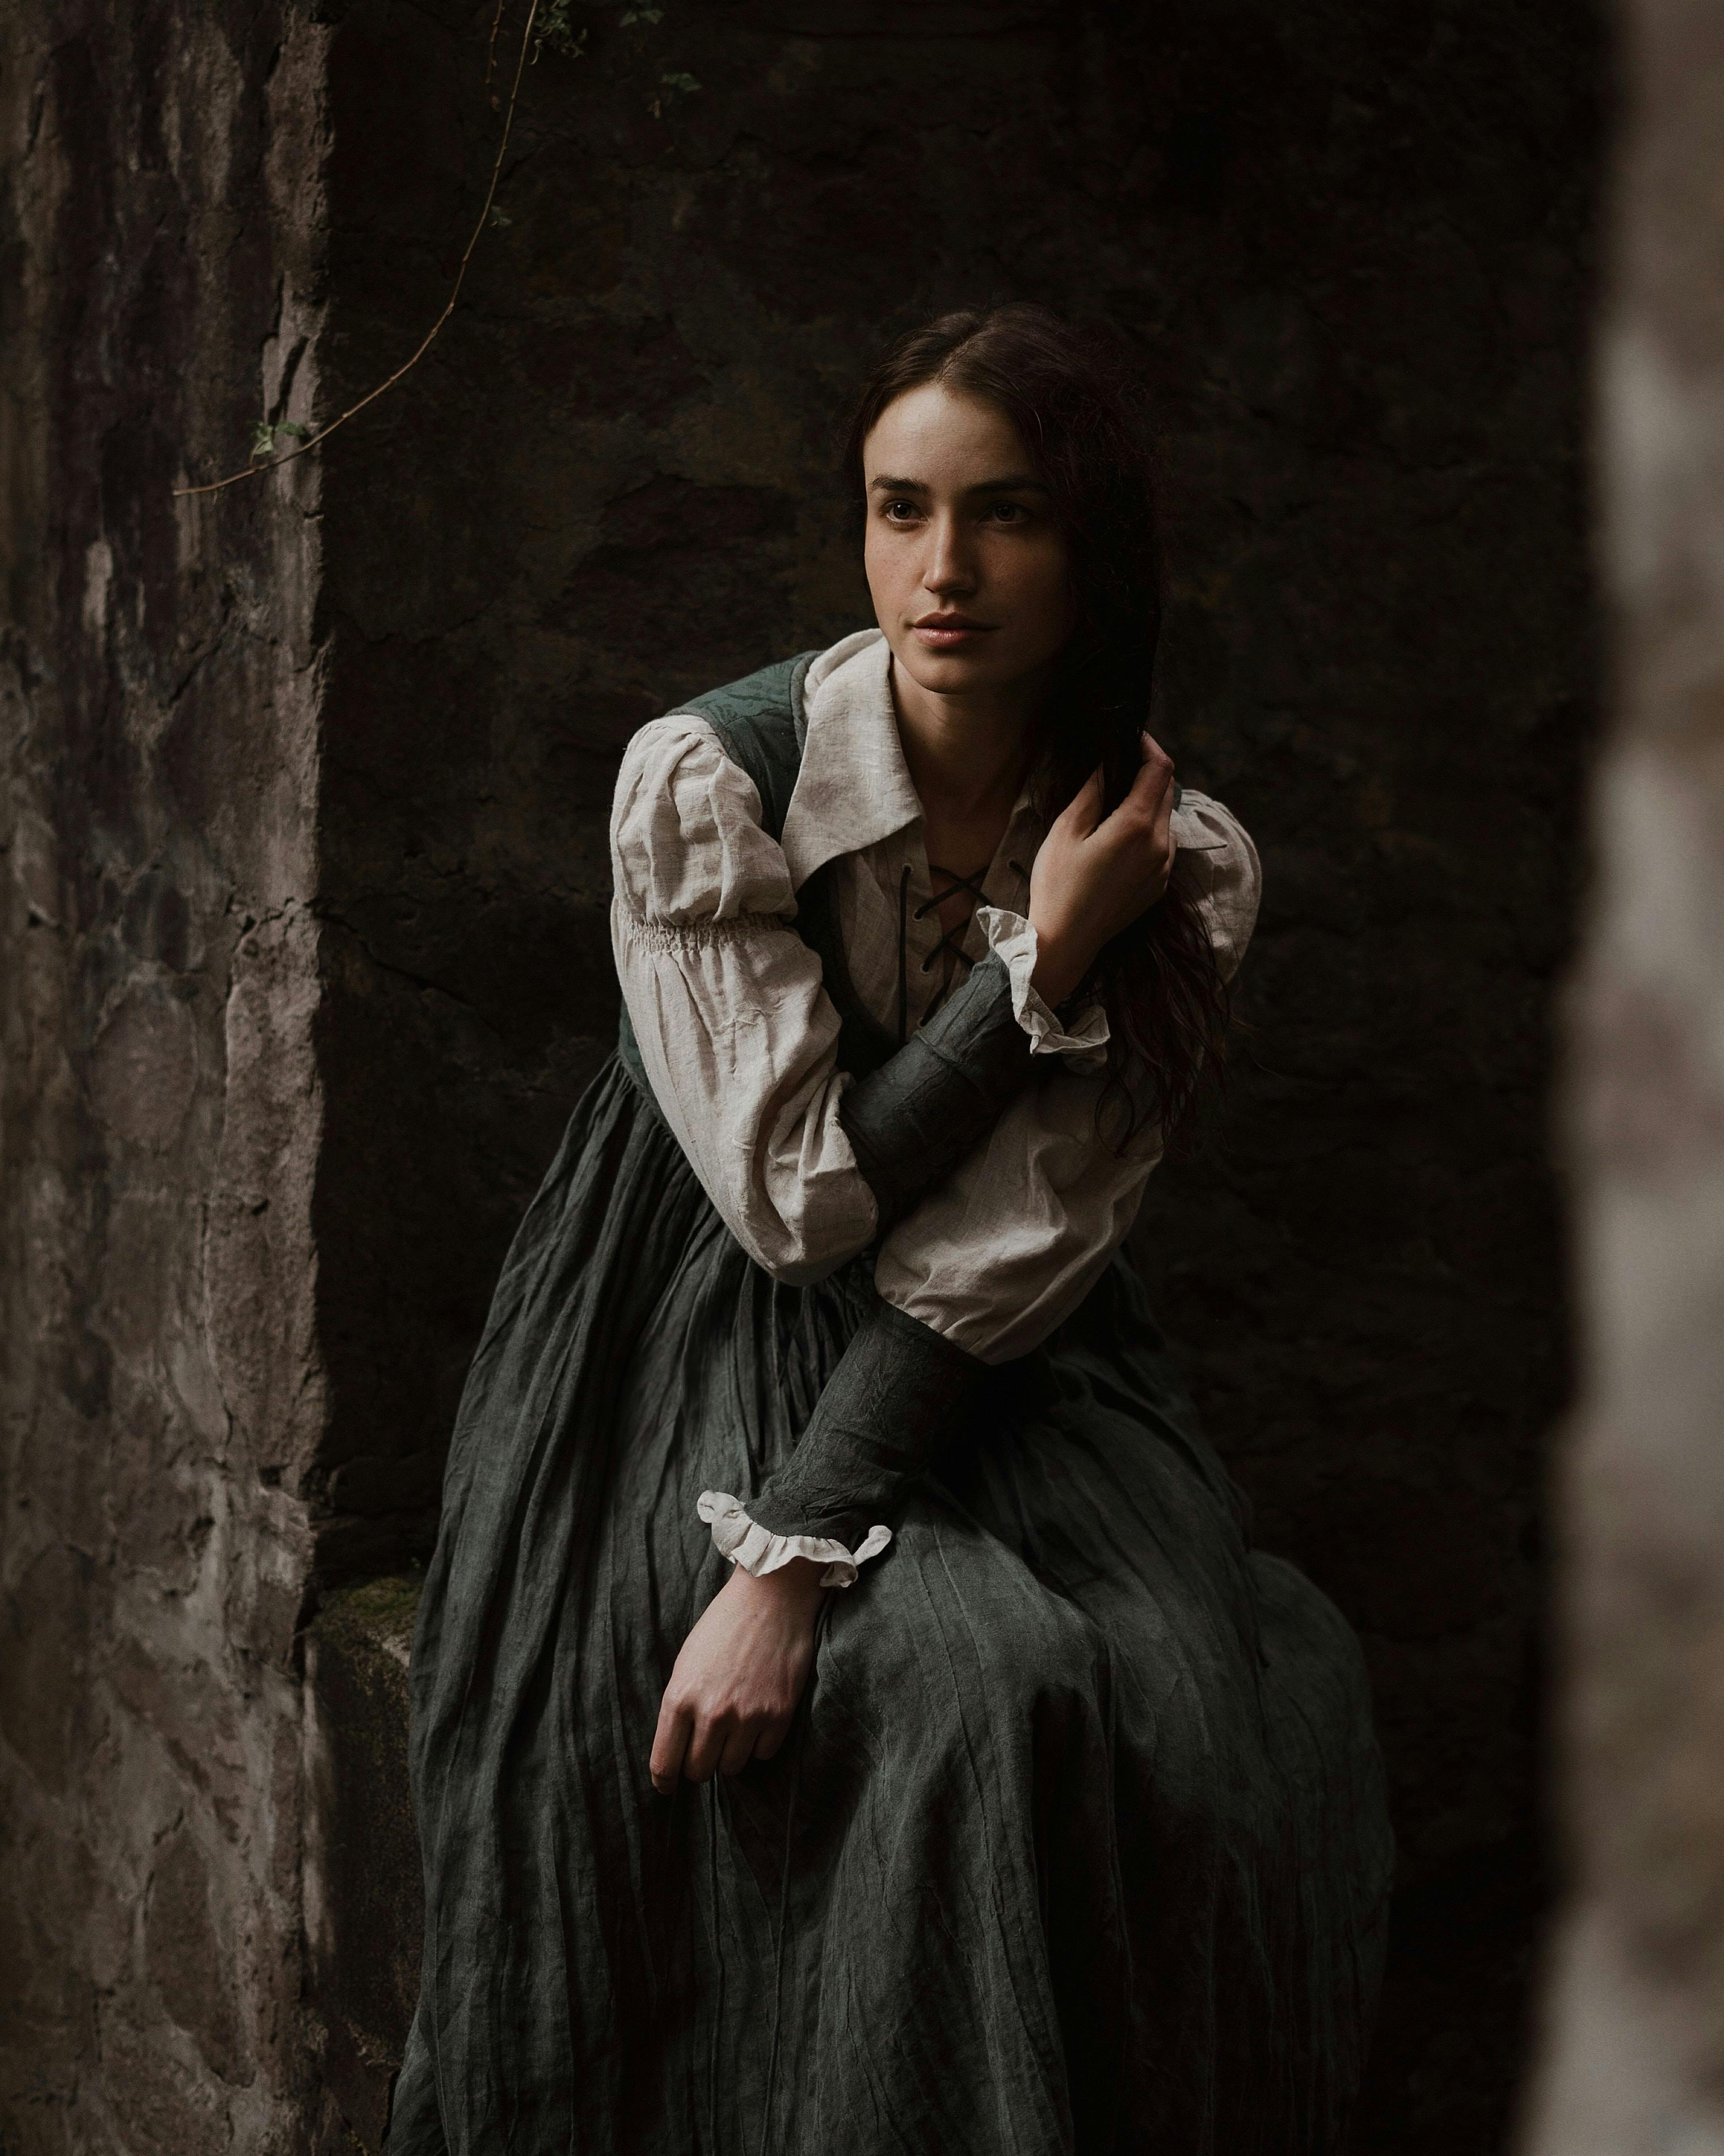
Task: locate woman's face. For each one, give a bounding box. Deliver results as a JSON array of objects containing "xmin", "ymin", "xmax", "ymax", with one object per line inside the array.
[{"xmin": 861, "ymin": 381, "xmax": 1076, "ymax": 708}]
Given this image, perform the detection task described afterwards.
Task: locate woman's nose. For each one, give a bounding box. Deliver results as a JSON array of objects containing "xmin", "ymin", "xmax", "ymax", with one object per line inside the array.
[{"xmin": 924, "ymin": 517, "xmax": 976, "ymax": 594}]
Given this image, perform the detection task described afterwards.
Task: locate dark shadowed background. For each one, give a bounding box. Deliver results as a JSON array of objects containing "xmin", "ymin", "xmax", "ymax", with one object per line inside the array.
[{"xmin": 0, "ymin": 1, "xmax": 1602, "ymax": 2147}]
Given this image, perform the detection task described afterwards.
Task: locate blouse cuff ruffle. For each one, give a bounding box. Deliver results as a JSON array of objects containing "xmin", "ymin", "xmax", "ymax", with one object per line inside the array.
[
  {"xmin": 697, "ymin": 1491, "xmax": 892, "ymax": 1589},
  {"xmin": 974, "ymin": 907, "xmax": 1111, "ymax": 1060}
]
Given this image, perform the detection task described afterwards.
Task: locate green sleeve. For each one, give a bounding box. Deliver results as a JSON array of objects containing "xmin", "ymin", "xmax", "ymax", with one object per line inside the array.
[
  {"xmin": 745, "ymin": 1298, "xmax": 984, "ymax": 1552},
  {"xmin": 837, "ymin": 951, "xmax": 1033, "ymax": 1233}
]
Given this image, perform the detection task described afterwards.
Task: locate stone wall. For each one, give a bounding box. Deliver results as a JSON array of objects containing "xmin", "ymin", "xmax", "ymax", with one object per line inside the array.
[
  {"xmin": 0, "ymin": 0, "xmax": 336, "ymax": 2146},
  {"xmin": 1, "ymin": 0, "xmax": 1603, "ymax": 2149}
]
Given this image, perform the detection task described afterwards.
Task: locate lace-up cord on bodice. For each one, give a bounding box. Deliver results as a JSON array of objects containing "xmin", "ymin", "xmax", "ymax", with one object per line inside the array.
[{"xmin": 895, "ymin": 860, "xmax": 1027, "ymax": 1038}]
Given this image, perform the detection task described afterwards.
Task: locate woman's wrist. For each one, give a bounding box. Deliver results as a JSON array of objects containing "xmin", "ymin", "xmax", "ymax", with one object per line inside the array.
[
  {"xmin": 727, "ymin": 1555, "xmax": 828, "ymax": 1612},
  {"xmin": 1028, "ymin": 917, "xmax": 1088, "ymax": 1008}
]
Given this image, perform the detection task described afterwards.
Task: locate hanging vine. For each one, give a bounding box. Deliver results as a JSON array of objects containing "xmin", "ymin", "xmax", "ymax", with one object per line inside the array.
[{"xmin": 174, "ymin": 1, "xmax": 700, "ymax": 501}]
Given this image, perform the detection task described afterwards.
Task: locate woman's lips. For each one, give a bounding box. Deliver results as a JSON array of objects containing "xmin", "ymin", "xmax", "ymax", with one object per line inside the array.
[{"xmin": 911, "ymin": 618, "xmax": 995, "ymax": 649}]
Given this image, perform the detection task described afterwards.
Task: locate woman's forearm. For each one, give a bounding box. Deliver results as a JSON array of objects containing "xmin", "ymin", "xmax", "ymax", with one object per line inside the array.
[
  {"xmin": 836, "ymin": 951, "xmax": 1033, "ymax": 1233},
  {"xmin": 744, "ymin": 1296, "xmax": 984, "ymax": 1552}
]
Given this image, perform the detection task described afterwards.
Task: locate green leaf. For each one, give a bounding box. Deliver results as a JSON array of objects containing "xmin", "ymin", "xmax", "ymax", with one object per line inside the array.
[
  {"xmin": 276, "ymin": 421, "xmax": 311, "ymax": 439},
  {"xmin": 660, "ymin": 69, "xmax": 700, "ymax": 94},
  {"xmin": 250, "ymin": 423, "xmax": 275, "ymax": 461},
  {"xmin": 533, "ymin": 0, "xmax": 587, "ymax": 59}
]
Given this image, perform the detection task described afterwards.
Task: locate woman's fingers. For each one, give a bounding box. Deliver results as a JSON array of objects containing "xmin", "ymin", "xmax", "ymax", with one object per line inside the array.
[
  {"xmin": 643, "ymin": 1564, "xmax": 822, "ymax": 1795},
  {"xmin": 651, "ymin": 1706, "xmax": 785, "ymax": 1791},
  {"xmin": 717, "ymin": 1723, "xmax": 758, "ymax": 1777},
  {"xmin": 1147, "ymin": 737, "xmax": 1177, "ymax": 858},
  {"xmin": 649, "ymin": 1693, "xmax": 693, "ymax": 1795},
  {"xmin": 651, "ymin": 1698, "xmax": 777, "ymax": 1791},
  {"xmin": 1124, "ymin": 731, "xmax": 1175, "ymax": 818},
  {"xmin": 1113, "ymin": 735, "xmax": 1177, "ymax": 892},
  {"xmin": 752, "ymin": 1717, "xmax": 791, "ymax": 1764},
  {"xmin": 1054, "ymin": 739, "xmax": 1172, "ymax": 851},
  {"xmin": 682, "ymin": 1711, "xmax": 729, "ymax": 1784},
  {"xmin": 1053, "ymin": 765, "xmax": 1106, "ymax": 840}
]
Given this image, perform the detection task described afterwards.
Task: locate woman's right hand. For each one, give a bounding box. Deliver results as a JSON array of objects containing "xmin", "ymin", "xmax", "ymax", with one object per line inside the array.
[
  {"xmin": 650, "ymin": 1559, "xmax": 825, "ymax": 1794},
  {"xmin": 1028, "ymin": 732, "xmax": 1178, "ymax": 1006}
]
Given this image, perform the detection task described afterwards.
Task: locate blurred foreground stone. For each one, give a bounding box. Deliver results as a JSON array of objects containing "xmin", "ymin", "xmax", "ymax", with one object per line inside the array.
[{"xmin": 1523, "ymin": 0, "xmax": 1724, "ymax": 2147}]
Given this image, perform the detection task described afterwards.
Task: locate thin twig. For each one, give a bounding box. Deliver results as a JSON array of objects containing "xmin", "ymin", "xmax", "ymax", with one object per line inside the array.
[
  {"xmin": 485, "ymin": 0, "xmax": 507, "ymax": 82},
  {"xmin": 174, "ymin": 0, "xmax": 539, "ymax": 500}
]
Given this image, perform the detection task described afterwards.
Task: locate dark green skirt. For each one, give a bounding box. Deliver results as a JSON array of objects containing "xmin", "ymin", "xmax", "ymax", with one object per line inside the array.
[{"xmin": 388, "ymin": 1055, "xmax": 1393, "ymax": 2155}]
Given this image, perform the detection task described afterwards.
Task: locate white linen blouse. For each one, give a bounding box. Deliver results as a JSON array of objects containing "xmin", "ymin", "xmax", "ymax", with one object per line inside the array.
[{"xmin": 609, "ymin": 629, "xmax": 1262, "ymax": 1583}]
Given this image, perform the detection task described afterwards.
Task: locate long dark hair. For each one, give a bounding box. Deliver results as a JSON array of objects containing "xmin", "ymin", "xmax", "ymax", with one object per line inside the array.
[{"xmin": 843, "ymin": 302, "xmax": 1230, "ymax": 1149}]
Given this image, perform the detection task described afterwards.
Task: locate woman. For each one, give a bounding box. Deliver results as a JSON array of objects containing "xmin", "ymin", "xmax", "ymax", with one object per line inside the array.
[{"xmin": 389, "ymin": 305, "xmax": 1393, "ymax": 2156}]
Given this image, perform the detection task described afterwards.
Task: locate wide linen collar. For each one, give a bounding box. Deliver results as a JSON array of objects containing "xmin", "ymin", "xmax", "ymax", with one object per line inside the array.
[
  {"xmin": 779, "ymin": 627, "xmax": 1225, "ymax": 891},
  {"xmin": 781, "ymin": 631, "xmax": 926, "ymax": 892}
]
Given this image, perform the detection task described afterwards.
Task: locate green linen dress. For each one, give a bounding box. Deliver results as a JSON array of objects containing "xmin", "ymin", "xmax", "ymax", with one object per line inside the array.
[{"xmin": 386, "ymin": 657, "xmax": 1394, "ymax": 2156}]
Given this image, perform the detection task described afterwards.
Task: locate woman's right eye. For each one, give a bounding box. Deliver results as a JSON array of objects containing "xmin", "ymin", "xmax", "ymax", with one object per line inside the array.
[{"xmin": 881, "ymin": 499, "xmax": 921, "ymax": 523}]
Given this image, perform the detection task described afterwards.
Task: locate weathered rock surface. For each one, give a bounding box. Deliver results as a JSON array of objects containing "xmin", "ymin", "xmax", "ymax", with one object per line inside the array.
[
  {"xmin": 0, "ymin": 0, "xmax": 337, "ymax": 2144},
  {"xmin": 1, "ymin": 0, "xmax": 1601, "ymax": 2147}
]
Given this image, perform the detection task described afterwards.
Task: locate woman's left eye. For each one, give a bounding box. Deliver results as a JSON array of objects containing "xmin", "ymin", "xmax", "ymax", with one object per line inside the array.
[{"xmin": 986, "ymin": 501, "xmax": 1030, "ymax": 524}]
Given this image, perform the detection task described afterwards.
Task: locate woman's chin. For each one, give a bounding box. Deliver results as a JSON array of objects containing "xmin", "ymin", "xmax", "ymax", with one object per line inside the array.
[{"xmin": 891, "ymin": 639, "xmax": 1026, "ymax": 699}]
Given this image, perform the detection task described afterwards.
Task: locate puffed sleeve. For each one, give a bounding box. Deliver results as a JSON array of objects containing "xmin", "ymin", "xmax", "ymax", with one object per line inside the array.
[
  {"xmin": 875, "ymin": 790, "xmax": 1262, "ymax": 1363},
  {"xmin": 610, "ymin": 715, "xmax": 879, "ymax": 1285},
  {"xmin": 871, "ymin": 1073, "xmax": 1162, "ymax": 1361},
  {"xmin": 1173, "ymin": 788, "xmax": 1261, "ymax": 986}
]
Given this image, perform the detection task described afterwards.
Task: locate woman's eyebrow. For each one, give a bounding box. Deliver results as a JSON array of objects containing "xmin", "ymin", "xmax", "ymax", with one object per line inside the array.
[{"xmin": 866, "ymin": 473, "xmax": 1051, "ymax": 494}]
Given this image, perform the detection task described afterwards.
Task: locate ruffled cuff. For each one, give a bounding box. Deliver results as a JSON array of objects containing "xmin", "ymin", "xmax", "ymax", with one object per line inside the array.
[
  {"xmin": 974, "ymin": 907, "xmax": 1111, "ymax": 1059},
  {"xmin": 697, "ymin": 1491, "xmax": 892, "ymax": 1590}
]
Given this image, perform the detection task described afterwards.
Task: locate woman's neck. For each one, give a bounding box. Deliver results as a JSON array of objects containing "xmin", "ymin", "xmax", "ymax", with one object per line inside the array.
[{"xmin": 888, "ymin": 655, "xmax": 1041, "ymax": 852}]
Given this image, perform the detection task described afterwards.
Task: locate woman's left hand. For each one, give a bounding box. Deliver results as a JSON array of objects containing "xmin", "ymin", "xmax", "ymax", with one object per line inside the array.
[
  {"xmin": 1029, "ymin": 730, "xmax": 1178, "ymax": 1006},
  {"xmin": 650, "ymin": 1559, "xmax": 827, "ymax": 1793}
]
